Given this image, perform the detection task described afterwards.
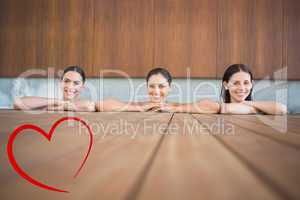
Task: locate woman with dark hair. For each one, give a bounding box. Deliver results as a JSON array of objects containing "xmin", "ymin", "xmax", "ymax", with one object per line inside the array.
[
  {"xmin": 14, "ymin": 66, "xmax": 95, "ymax": 111},
  {"xmin": 96, "ymin": 67, "xmax": 172, "ymax": 112},
  {"xmin": 220, "ymin": 64, "xmax": 287, "ymax": 114},
  {"xmin": 146, "ymin": 67, "xmax": 172, "ymax": 103},
  {"xmin": 148, "ymin": 68, "xmax": 220, "ymax": 113},
  {"xmin": 96, "ymin": 67, "xmax": 220, "ymax": 113}
]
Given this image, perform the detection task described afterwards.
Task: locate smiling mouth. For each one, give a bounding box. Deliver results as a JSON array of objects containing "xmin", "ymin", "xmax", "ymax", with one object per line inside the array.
[
  {"xmin": 65, "ymin": 91, "xmax": 76, "ymax": 96},
  {"xmin": 236, "ymin": 93, "xmax": 247, "ymax": 97}
]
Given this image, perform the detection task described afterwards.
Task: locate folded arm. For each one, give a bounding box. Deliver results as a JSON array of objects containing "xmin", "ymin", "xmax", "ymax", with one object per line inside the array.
[
  {"xmin": 95, "ymin": 99, "xmax": 160, "ymax": 112},
  {"xmin": 157, "ymin": 99, "xmax": 220, "ymax": 114},
  {"xmin": 242, "ymin": 101, "xmax": 287, "ymax": 115},
  {"xmin": 13, "ymin": 96, "xmax": 62, "ymax": 110},
  {"xmin": 220, "ymin": 102, "xmax": 258, "ymax": 114},
  {"xmin": 47, "ymin": 100, "xmax": 96, "ymax": 112}
]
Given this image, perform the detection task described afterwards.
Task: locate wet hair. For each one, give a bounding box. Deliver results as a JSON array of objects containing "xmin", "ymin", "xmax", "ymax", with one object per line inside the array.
[
  {"xmin": 62, "ymin": 66, "xmax": 86, "ymax": 83},
  {"xmin": 221, "ymin": 64, "xmax": 253, "ymax": 103},
  {"xmin": 146, "ymin": 67, "xmax": 172, "ymax": 85}
]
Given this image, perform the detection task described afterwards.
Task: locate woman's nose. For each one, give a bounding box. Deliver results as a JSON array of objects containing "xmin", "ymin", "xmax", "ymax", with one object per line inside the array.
[
  {"xmin": 238, "ymin": 84, "xmax": 246, "ymax": 90},
  {"xmin": 154, "ymin": 87, "xmax": 160, "ymax": 94}
]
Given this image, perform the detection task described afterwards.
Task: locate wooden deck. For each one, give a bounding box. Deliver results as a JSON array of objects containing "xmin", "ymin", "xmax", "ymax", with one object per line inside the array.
[{"xmin": 0, "ymin": 110, "xmax": 299, "ymax": 200}]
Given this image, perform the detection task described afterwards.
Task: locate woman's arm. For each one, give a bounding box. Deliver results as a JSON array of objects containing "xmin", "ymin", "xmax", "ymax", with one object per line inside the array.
[
  {"xmin": 220, "ymin": 102, "xmax": 258, "ymax": 114},
  {"xmin": 66, "ymin": 100, "xmax": 96, "ymax": 112},
  {"xmin": 95, "ymin": 99, "xmax": 127, "ymax": 112},
  {"xmin": 157, "ymin": 99, "xmax": 220, "ymax": 114},
  {"xmin": 95, "ymin": 99, "xmax": 160, "ymax": 112},
  {"xmin": 47, "ymin": 100, "xmax": 96, "ymax": 112},
  {"xmin": 242, "ymin": 101, "xmax": 287, "ymax": 115},
  {"xmin": 13, "ymin": 96, "xmax": 62, "ymax": 110}
]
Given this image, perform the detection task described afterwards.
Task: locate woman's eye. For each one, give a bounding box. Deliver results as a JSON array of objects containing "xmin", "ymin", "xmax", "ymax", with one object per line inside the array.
[
  {"xmin": 159, "ymin": 85, "xmax": 165, "ymax": 89},
  {"xmin": 149, "ymin": 85, "xmax": 155, "ymax": 89},
  {"xmin": 74, "ymin": 81, "xmax": 80, "ymax": 85},
  {"xmin": 64, "ymin": 79, "xmax": 70, "ymax": 83},
  {"xmin": 233, "ymin": 82, "xmax": 239, "ymax": 85}
]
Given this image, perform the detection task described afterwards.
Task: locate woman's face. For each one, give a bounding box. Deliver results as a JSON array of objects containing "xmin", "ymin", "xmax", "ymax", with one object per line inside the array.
[
  {"xmin": 224, "ymin": 71, "xmax": 253, "ymax": 103},
  {"xmin": 61, "ymin": 71, "xmax": 84, "ymax": 101},
  {"xmin": 147, "ymin": 73, "xmax": 171, "ymax": 103}
]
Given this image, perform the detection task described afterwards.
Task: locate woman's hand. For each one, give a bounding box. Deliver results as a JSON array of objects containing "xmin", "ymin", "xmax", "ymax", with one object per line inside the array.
[
  {"xmin": 47, "ymin": 100, "xmax": 71, "ymax": 111},
  {"xmin": 47, "ymin": 104, "xmax": 64, "ymax": 111},
  {"xmin": 138, "ymin": 102, "xmax": 162, "ymax": 112},
  {"xmin": 149, "ymin": 103, "xmax": 179, "ymax": 112}
]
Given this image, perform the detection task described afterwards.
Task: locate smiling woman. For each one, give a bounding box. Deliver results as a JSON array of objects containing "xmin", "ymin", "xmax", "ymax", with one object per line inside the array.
[
  {"xmin": 61, "ymin": 66, "xmax": 86, "ymax": 101},
  {"xmin": 146, "ymin": 68, "xmax": 172, "ymax": 103},
  {"xmin": 145, "ymin": 68, "xmax": 220, "ymax": 114},
  {"xmin": 220, "ymin": 64, "xmax": 287, "ymax": 115},
  {"xmin": 95, "ymin": 68, "xmax": 172, "ymax": 112},
  {"xmin": 13, "ymin": 66, "xmax": 95, "ymax": 111},
  {"xmin": 95, "ymin": 68, "xmax": 220, "ymax": 113}
]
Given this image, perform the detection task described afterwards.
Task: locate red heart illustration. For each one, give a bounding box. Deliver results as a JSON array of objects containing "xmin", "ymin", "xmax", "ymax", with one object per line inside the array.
[{"xmin": 6, "ymin": 116, "xmax": 94, "ymax": 193}]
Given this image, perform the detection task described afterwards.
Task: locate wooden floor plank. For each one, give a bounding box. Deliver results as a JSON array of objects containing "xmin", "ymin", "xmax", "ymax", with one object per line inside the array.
[
  {"xmin": 192, "ymin": 114, "xmax": 300, "ymax": 200},
  {"xmin": 286, "ymin": 115, "xmax": 300, "ymax": 119},
  {"xmin": 2, "ymin": 111, "xmax": 299, "ymax": 200},
  {"xmin": 227, "ymin": 115, "xmax": 300, "ymax": 135},
  {"xmin": 0, "ymin": 112, "xmax": 157, "ymax": 179},
  {"xmin": 0, "ymin": 111, "xmax": 173, "ymax": 200},
  {"xmin": 221, "ymin": 115, "xmax": 300, "ymax": 149},
  {"xmin": 135, "ymin": 113, "xmax": 280, "ymax": 200}
]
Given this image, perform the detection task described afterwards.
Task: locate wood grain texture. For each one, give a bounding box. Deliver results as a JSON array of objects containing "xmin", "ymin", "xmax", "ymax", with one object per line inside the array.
[
  {"xmin": 0, "ymin": 0, "xmax": 42, "ymax": 76},
  {"xmin": 228, "ymin": 114, "xmax": 300, "ymax": 135},
  {"xmin": 37, "ymin": 0, "xmax": 94, "ymax": 76},
  {"xmin": 136, "ymin": 114, "xmax": 279, "ymax": 200},
  {"xmin": 284, "ymin": 0, "xmax": 300, "ymax": 80},
  {"xmin": 192, "ymin": 114, "xmax": 300, "ymax": 200},
  {"xmin": 0, "ymin": 111, "xmax": 300, "ymax": 199},
  {"xmin": 0, "ymin": 0, "xmax": 94, "ymax": 77},
  {"xmin": 0, "ymin": 0, "xmax": 299, "ymax": 79},
  {"xmin": 217, "ymin": 0, "xmax": 254, "ymax": 77},
  {"xmin": 217, "ymin": 0, "xmax": 283, "ymax": 79},
  {"xmin": 222, "ymin": 115, "xmax": 300, "ymax": 149},
  {"xmin": 0, "ymin": 111, "xmax": 173, "ymax": 200},
  {"xmin": 93, "ymin": 0, "xmax": 154, "ymax": 77},
  {"xmin": 153, "ymin": 0, "xmax": 217, "ymax": 78},
  {"xmin": 252, "ymin": 0, "xmax": 283, "ymax": 79}
]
